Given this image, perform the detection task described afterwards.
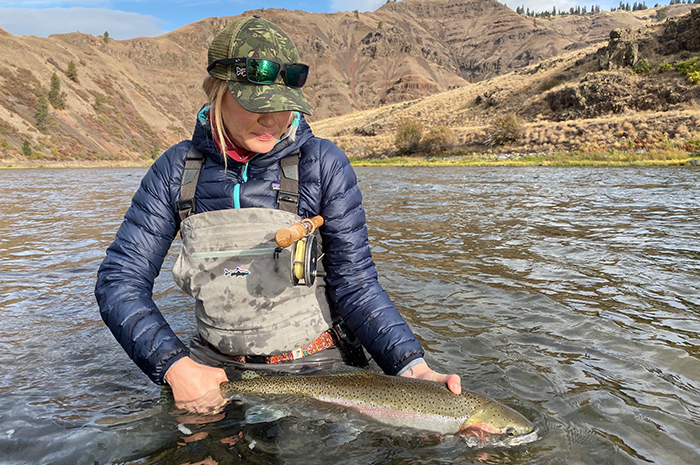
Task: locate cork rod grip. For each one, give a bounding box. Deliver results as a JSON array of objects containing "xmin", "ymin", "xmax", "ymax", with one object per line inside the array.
[{"xmin": 275, "ymin": 216, "xmax": 324, "ymax": 248}]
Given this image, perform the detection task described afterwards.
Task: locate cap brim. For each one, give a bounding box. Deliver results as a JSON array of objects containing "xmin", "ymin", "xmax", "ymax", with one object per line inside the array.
[{"xmin": 227, "ymin": 81, "xmax": 313, "ymax": 116}]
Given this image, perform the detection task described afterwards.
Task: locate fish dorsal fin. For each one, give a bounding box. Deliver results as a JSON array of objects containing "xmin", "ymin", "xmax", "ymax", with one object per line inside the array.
[{"xmin": 241, "ymin": 370, "xmax": 262, "ymax": 380}]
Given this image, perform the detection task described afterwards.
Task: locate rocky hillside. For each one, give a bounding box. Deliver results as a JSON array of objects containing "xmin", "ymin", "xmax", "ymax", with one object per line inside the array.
[
  {"xmin": 0, "ymin": 1, "xmax": 695, "ymax": 164},
  {"xmin": 312, "ymin": 7, "xmax": 700, "ymax": 159}
]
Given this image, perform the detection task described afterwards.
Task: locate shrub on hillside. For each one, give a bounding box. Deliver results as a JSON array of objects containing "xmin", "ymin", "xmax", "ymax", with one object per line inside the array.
[
  {"xmin": 632, "ymin": 58, "xmax": 652, "ymax": 74},
  {"xmin": 420, "ymin": 126, "xmax": 456, "ymax": 153},
  {"xmin": 394, "ymin": 117, "xmax": 423, "ymax": 153},
  {"xmin": 658, "ymin": 61, "xmax": 672, "ymax": 73},
  {"xmin": 486, "ymin": 112, "xmax": 523, "ymax": 146},
  {"xmin": 675, "ymin": 57, "xmax": 700, "ymax": 83}
]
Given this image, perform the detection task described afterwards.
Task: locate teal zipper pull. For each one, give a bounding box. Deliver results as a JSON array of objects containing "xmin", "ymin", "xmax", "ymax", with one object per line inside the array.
[{"xmin": 233, "ymin": 154, "xmax": 259, "ymax": 209}]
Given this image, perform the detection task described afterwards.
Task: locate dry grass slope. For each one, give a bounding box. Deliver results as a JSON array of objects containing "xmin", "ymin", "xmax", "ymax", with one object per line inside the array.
[
  {"xmin": 0, "ymin": 1, "xmax": 697, "ymax": 166},
  {"xmin": 311, "ymin": 7, "xmax": 700, "ymax": 164}
]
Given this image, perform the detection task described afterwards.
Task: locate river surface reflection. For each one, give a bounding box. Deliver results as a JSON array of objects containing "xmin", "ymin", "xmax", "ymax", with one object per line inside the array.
[{"xmin": 0, "ymin": 166, "xmax": 698, "ymax": 464}]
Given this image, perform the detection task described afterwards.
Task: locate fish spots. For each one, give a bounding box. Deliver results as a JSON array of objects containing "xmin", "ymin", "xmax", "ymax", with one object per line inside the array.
[{"xmin": 220, "ymin": 370, "xmax": 535, "ymax": 438}]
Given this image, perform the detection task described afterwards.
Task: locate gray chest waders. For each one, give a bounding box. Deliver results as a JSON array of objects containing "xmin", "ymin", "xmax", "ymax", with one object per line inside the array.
[{"xmin": 172, "ymin": 146, "xmax": 336, "ymax": 356}]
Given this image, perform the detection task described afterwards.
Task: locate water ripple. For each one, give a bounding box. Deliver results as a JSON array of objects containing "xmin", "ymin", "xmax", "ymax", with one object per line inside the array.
[{"xmin": 1, "ymin": 166, "xmax": 700, "ymax": 464}]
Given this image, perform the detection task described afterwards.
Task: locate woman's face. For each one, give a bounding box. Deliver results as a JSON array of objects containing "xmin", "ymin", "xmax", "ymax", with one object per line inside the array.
[{"xmin": 220, "ymin": 91, "xmax": 292, "ymax": 154}]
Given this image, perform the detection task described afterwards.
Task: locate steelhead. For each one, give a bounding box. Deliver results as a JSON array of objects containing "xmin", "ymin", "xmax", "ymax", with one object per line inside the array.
[{"xmin": 220, "ymin": 370, "xmax": 537, "ymax": 446}]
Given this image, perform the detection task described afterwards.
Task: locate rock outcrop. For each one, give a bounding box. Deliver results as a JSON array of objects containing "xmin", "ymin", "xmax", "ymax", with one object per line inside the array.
[{"xmin": 597, "ymin": 28, "xmax": 643, "ymax": 70}]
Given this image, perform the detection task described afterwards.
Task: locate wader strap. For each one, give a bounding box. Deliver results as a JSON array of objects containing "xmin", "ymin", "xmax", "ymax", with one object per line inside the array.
[
  {"xmin": 178, "ymin": 145, "xmax": 205, "ymax": 222},
  {"xmin": 277, "ymin": 150, "xmax": 300, "ymax": 214}
]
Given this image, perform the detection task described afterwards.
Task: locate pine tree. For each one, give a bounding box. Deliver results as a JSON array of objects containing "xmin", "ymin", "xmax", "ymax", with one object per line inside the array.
[
  {"xmin": 22, "ymin": 140, "xmax": 32, "ymax": 157},
  {"xmin": 35, "ymin": 94, "xmax": 49, "ymax": 132},
  {"xmin": 48, "ymin": 73, "xmax": 66, "ymax": 110},
  {"xmin": 66, "ymin": 61, "xmax": 79, "ymax": 83},
  {"xmin": 103, "ymin": 31, "xmax": 110, "ymax": 43}
]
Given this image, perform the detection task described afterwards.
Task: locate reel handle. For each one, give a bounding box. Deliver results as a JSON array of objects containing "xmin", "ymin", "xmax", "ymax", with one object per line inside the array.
[{"xmin": 275, "ymin": 215, "xmax": 324, "ymax": 248}]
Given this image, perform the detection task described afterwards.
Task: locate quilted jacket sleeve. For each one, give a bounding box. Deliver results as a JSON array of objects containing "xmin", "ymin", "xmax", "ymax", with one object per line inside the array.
[
  {"xmin": 94, "ymin": 143, "xmax": 189, "ymax": 385},
  {"xmin": 317, "ymin": 139, "xmax": 425, "ymax": 375}
]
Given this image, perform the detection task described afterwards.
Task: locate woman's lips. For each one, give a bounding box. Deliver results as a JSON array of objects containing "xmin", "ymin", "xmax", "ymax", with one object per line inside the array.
[{"xmin": 254, "ymin": 133, "xmax": 275, "ymax": 141}]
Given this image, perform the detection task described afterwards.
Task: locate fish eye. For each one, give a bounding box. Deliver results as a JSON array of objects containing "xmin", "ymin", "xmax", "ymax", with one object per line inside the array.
[{"xmin": 505, "ymin": 427, "xmax": 516, "ymax": 437}]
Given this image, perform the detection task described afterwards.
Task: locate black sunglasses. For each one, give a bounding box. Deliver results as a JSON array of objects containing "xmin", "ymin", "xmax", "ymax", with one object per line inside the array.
[{"xmin": 207, "ymin": 57, "xmax": 309, "ymax": 88}]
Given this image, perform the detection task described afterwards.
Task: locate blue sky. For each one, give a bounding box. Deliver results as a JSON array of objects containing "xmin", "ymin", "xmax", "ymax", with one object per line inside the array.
[{"xmin": 0, "ymin": 1, "xmax": 635, "ymax": 40}]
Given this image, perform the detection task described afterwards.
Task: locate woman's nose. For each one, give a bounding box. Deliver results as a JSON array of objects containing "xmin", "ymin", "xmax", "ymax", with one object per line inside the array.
[{"xmin": 257, "ymin": 112, "xmax": 278, "ymax": 127}]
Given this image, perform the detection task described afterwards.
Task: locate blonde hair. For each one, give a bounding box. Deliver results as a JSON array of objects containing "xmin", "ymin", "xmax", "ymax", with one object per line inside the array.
[{"xmin": 202, "ymin": 76, "xmax": 234, "ymax": 161}]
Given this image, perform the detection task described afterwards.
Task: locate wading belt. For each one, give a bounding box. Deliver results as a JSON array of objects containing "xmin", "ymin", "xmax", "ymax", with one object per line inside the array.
[{"xmin": 177, "ymin": 146, "xmax": 301, "ymax": 222}]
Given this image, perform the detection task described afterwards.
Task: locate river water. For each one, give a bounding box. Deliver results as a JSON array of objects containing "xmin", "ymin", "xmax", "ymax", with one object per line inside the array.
[{"xmin": 0, "ymin": 166, "xmax": 699, "ymax": 465}]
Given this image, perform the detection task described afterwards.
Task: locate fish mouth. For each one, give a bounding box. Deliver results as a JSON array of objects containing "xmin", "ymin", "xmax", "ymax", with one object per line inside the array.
[
  {"xmin": 504, "ymin": 430, "xmax": 539, "ymax": 446},
  {"xmin": 462, "ymin": 430, "xmax": 539, "ymax": 449}
]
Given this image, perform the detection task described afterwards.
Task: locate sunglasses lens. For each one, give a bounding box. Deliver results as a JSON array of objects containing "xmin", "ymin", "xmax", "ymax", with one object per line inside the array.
[
  {"xmin": 247, "ymin": 59, "xmax": 280, "ymax": 84},
  {"xmin": 284, "ymin": 64, "xmax": 309, "ymax": 88}
]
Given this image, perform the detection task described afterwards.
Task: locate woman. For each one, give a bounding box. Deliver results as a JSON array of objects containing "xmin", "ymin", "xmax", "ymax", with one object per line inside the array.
[{"xmin": 95, "ymin": 15, "xmax": 460, "ymax": 414}]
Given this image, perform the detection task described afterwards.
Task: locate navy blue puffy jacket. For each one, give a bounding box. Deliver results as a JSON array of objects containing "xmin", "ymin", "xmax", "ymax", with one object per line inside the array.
[{"xmin": 95, "ymin": 112, "xmax": 424, "ymax": 384}]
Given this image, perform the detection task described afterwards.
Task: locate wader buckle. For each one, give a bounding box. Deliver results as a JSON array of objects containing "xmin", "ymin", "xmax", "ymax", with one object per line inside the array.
[
  {"xmin": 177, "ymin": 198, "xmax": 196, "ymax": 213},
  {"xmin": 277, "ymin": 190, "xmax": 300, "ymax": 205}
]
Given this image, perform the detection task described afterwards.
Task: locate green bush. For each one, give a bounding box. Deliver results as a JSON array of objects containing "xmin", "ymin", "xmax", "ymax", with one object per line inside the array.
[
  {"xmin": 632, "ymin": 58, "xmax": 652, "ymax": 74},
  {"xmin": 674, "ymin": 57, "xmax": 700, "ymax": 83},
  {"xmin": 658, "ymin": 61, "xmax": 672, "ymax": 73},
  {"xmin": 394, "ymin": 118, "xmax": 423, "ymax": 153}
]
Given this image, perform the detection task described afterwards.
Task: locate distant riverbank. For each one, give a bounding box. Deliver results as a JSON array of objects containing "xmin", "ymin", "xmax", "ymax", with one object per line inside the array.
[
  {"xmin": 350, "ymin": 150, "xmax": 698, "ymax": 167},
  {"xmin": 2, "ymin": 150, "xmax": 698, "ymax": 169},
  {"xmin": 0, "ymin": 159, "xmax": 152, "ymax": 169}
]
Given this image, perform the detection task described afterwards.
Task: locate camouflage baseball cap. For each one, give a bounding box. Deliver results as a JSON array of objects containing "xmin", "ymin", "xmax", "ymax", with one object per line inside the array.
[{"xmin": 208, "ymin": 15, "xmax": 313, "ymax": 115}]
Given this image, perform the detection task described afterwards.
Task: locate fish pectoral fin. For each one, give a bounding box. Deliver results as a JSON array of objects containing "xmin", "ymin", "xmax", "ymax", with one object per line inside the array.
[{"xmin": 459, "ymin": 425, "xmax": 489, "ymax": 442}]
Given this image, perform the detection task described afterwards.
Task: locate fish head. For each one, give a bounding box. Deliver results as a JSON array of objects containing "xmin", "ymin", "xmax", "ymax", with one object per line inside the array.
[{"xmin": 458, "ymin": 401, "xmax": 537, "ymax": 448}]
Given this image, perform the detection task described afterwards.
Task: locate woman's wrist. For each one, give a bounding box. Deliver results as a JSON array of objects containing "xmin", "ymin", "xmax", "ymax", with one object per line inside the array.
[{"xmin": 396, "ymin": 358, "xmax": 426, "ymax": 376}]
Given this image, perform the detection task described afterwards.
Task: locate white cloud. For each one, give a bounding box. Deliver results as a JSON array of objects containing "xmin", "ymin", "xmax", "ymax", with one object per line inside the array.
[
  {"xmin": 329, "ymin": 0, "xmax": 385, "ymax": 13},
  {"xmin": 0, "ymin": 7, "xmax": 166, "ymax": 39}
]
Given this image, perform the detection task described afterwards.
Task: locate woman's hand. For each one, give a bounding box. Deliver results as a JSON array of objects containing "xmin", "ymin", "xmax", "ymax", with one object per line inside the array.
[
  {"xmin": 164, "ymin": 356, "xmax": 230, "ymax": 414},
  {"xmin": 400, "ymin": 362, "xmax": 462, "ymax": 395}
]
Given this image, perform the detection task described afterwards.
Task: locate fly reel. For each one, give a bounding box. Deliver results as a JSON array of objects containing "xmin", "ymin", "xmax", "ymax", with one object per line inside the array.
[{"xmin": 275, "ymin": 216, "xmax": 326, "ymax": 287}]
